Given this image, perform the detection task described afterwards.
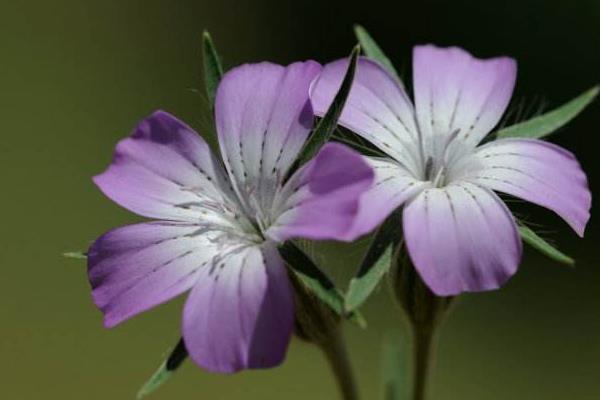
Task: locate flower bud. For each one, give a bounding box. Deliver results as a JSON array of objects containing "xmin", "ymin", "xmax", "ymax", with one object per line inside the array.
[
  {"xmin": 392, "ymin": 244, "xmax": 454, "ymax": 331},
  {"xmin": 289, "ymin": 272, "xmax": 340, "ymax": 345}
]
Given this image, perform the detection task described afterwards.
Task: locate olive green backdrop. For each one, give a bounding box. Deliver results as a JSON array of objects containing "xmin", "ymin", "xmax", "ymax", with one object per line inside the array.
[{"xmin": 2, "ymin": 1, "xmax": 599, "ymax": 399}]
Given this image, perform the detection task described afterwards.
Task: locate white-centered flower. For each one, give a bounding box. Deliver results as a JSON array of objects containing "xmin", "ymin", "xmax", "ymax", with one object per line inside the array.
[{"xmin": 310, "ymin": 45, "xmax": 591, "ymax": 295}]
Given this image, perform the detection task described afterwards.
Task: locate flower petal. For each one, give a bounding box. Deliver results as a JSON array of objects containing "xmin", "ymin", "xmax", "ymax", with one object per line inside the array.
[
  {"xmin": 350, "ymin": 156, "xmax": 429, "ymax": 235},
  {"xmin": 413, "ymin": 45, "xmax": 516, "ymax": 156},
  {"xmin": 94, "ymin": 110, "xmax": 238, "ymax": 222},
  {"xmin": 403, "ymin": 183, "xmax": 522, "ymax": 296},
  {"xmin": 310, "ymin": 58, "xmax": 421, "ymax": 175},
  {"xmin": 267, "ymin": 143, "xmax": 376, "ymax": 242},
  {"xmin": 215, "ymin": 61, "xmax": 322, "ymax": 211},
  {"xmin": 467, "ymin": 138, "xmax": 591, "ymax": 236},
  {"xmin": 182, "ymin": 243, "xmax": 294, "ymax": 373},
  {"xmin": 88, "ymin": 222, "xmax": 222, "ymax": 328}
]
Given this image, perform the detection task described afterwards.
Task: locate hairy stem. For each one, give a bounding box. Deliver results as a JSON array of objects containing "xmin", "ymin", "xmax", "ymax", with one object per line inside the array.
[{"xmin": 321, "ymin": 327, "xmax": 359, "ymax": 400}]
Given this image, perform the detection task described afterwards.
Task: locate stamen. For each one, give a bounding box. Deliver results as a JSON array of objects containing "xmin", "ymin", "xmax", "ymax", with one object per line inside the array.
[
  {"xmin": 432, "ymin": 166, "xmax": 446, "ymax": 188},
  {"xmin": 424, "ymin": 157, "xmax": 434, "ymax": 181},
  {"xmin": 244, "ymin": 183, "xmax": 269, "ymax": 237}
]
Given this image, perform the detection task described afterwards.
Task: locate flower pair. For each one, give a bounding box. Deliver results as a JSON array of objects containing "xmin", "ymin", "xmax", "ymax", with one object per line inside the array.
[{"xmin": 88, "ymin": 45, "xmax": 590, "ymax": 374}]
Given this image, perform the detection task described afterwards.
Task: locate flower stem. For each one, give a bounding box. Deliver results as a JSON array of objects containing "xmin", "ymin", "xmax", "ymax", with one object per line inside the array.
[
  {"xmin": 320, "ymin": 326, "xmax": 359, "ymax": 400},
  {"xmin": 411, "ymin": 326, "xmax": 436, "ymax": 400}
]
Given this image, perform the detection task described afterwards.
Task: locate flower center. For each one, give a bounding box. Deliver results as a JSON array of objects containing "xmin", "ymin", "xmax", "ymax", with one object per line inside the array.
[
  {"xmin": 240, "ymin": 182, "xmax": 277, "ymax": 238},
  {"xmin": 424, "ymin": 157, "xmax": 448, "ymax": 188},
  {"xmin": 420, "ymin": 129, "xmax": 463, "ymax": 188}
]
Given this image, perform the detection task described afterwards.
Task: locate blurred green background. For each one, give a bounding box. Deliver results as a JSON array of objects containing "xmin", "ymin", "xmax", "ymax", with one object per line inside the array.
[{"xmin": 2, "ymin": 0, "xmax": 599, "ymax": 399}]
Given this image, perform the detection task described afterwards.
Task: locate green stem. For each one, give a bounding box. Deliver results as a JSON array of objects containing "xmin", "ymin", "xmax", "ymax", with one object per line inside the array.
[
  {"xmin": 411, "ymin": 326, "xmax": 437, "ymax": 400},
  {"xmin": 321, "ymin": 327, "xmax": 359, "ymax": 400}
]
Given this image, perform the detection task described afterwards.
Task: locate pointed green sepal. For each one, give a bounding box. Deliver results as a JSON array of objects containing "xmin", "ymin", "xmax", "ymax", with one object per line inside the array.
[
  {"xmin": 279, "ymin": 242, "xmax": 365, "ymax": 328},
  {"xmin": 347, "ymin": 244, "xmax": 392, "ymax": 311},
  {"xmin": 497, "ymin": 86, "xmax": 599, "ymax": 139},
  {"xmin": 136, "ymin": 339, "xmax": 188, "ymax": 399},
  {"xmin": 62, "ymin": 251, "xmax": 87, "ymax": 260},
  {"xmin": 293, "ymin": 45, "xmax": 360, "ymax": 168},
  {"xmin": 345, "ymin": 210, "xmax": 403, "ymax": 313},
  {"xmin": 353, "ymin": 24, "xmax": 399, "ymax": 78},
  {"xmin": 333, "ymin": 128, "xmax": 386, "ymax": 157},
  {"xmin": 202, "ymin": 30, "xmax": 224, "ymax": 109},
  {"xmin": 518, "ymin": 224, "xmax": 574, "ymax": 266}
]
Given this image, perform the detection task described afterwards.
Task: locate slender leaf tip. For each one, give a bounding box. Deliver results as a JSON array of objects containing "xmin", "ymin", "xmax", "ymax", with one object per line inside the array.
[
  {"xmin": 518, "ymin": 224, "xmax": 575, "ymax": 266},
  {"xmin": 345, "ymin": 245, "xmax": 393, "ymax": 313},
  {"xmin": 290, "ymin": 44, "xmax": 360, "ymax": 171},
  {"xmin": 62, "ymin": 251, "xmax": 87, "ymax": 260},
  {"xmin": 352, "ymin": 24, "xmax": 399, "ymax": 78},
  {"xmin": 353, "ymin": 24, "xmax": 365, "ymax": 35},
  {"xmin": 497, "ymin": 85, "xmax": 599, "ymax": 139},
  {"xmin": 136, "ymin": 362, "xmax": 172, "ymax": 399},
  {"xmin": 201, "ymin": 28, "xmax": 224, "ymax": 110}
]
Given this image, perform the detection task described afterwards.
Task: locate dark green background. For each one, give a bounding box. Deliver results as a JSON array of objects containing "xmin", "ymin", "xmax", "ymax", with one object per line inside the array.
[{"xmin": 2, "ymin": 1, "xmax": 599, "ymax": 399}]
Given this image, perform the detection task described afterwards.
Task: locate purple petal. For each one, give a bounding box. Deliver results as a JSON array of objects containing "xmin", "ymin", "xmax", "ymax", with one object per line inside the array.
[
  {"xmin": 350, "ymin": 156, "xmax": 429, "ymax": 235},
  {"xmin": 215, "ymin": 61, "xmax": 322, "ymax": 203},
  {"xmin": 266, "ymin": 143, "xmax": 376, "ymax": 242},
  {"xmin": 403, "ymin": 183, "xmax": 522, "ymax": 296},
  {"xmin": 182, "ymin": 243, "xmax": 294, "ymax": 373},
  {"xmin": 94, "ymin": 111, "xmax": 236, "ymax": 221},
  {"xmin": 310, "ymin": 58, "xmax": 421, "ymax": 175},
  {"xmin": 413, "ymin": 45, "xmax": 517, "ymax": 153},
  {"xmin": 88, "ymin": 222, "xmax": 219, "ymax": 327},
  {"xmin": 467, "ymin": 138, "xmax": 591, "ymax": 236}
]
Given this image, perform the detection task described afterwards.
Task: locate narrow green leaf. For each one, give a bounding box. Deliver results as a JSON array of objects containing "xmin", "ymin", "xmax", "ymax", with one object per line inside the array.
[
  {"xmin": 279, "ymin": 242, "xmax": 366, "ymax": 328},
  {"xmin": 519, "ymin": 224, "xmax": 574, "ymax": 266},
  {"xmin": 202, "ymin": 30, "xmax": 224, "ymax": 109},
  {"xmin": 137, "ymin": 362, "xmax": 172, "ymax": 399},
  {"xmin": 137, "ymin": 339, "xmax": 188, "ymax": 399},
  {"xmin": 333, "ymin": 127, "xmax": 387, "ymax": 157},
  {"xmin": 63, "ymin": 251, "xmax": 87, "ymax": 260},
  {"xmin": 279, "ymin": 242, "xmax": 346, "ymax": 314},
  {"xmin": 353, "ymin": 24, "xmax": 399, "ymax": 78},
  {"xmin": 346, "ymin": 210, "xmax": 403, "ymax": 313},
  {"xmin": 347, "ymin": 245, "xmax": 392, "ymax": 311},
  {"xmin": 381, "ymin": 332, "xmax": 410, "ymax": 400},
  {"xmin": 497, "ymin": 86, "xmax": 599, "ymax": 139},
  {"xmin": 294, "ymin": 45, "xmax": 360, "ymax": 167}
]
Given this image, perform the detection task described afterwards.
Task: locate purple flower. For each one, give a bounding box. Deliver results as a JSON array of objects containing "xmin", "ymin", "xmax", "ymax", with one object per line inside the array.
[
  {"xmin": 310, "ymin": 45, "xmax": 591, "ymax": 296},
  {"xmin": 88, "ymin": 61, "xmax": 377, "ymax": 373}
]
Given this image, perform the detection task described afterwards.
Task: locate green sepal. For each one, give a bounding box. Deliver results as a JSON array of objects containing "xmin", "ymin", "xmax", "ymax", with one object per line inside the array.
[
  {"xmin": 136, "ymin": 339, "xmax": 188, "ymax": 399},
  {"xmin": 345, "ymin": 210, "xmax": 403, "ymax": 313},
  {"xmin": 202, "ymin": 30, "xmax": 224, "ymax": 109},
  {"xmin": 62, "ymin": 251, "xmax": 87, "ymax": 260},
  {"xmin": 293, "ymin": 45, "xmax": 360, "ymax": 169},
  {"xmin": 278, "ymin": 242, "xmax": 366, "ymax": 328},
  {"xmin": 333, "ymin": 127, "xmax": 386, "ymax": 157},
  {"xmin": 497, "ymin": 86, "xmax": 599, "ymax": 139},
  {"xmin": 518, "ymin": 224, "xmax": 574, "ymax": 266},
  {"xmin": 353, "ymin": 24, "xmax": 399, "ymax": 78}
]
